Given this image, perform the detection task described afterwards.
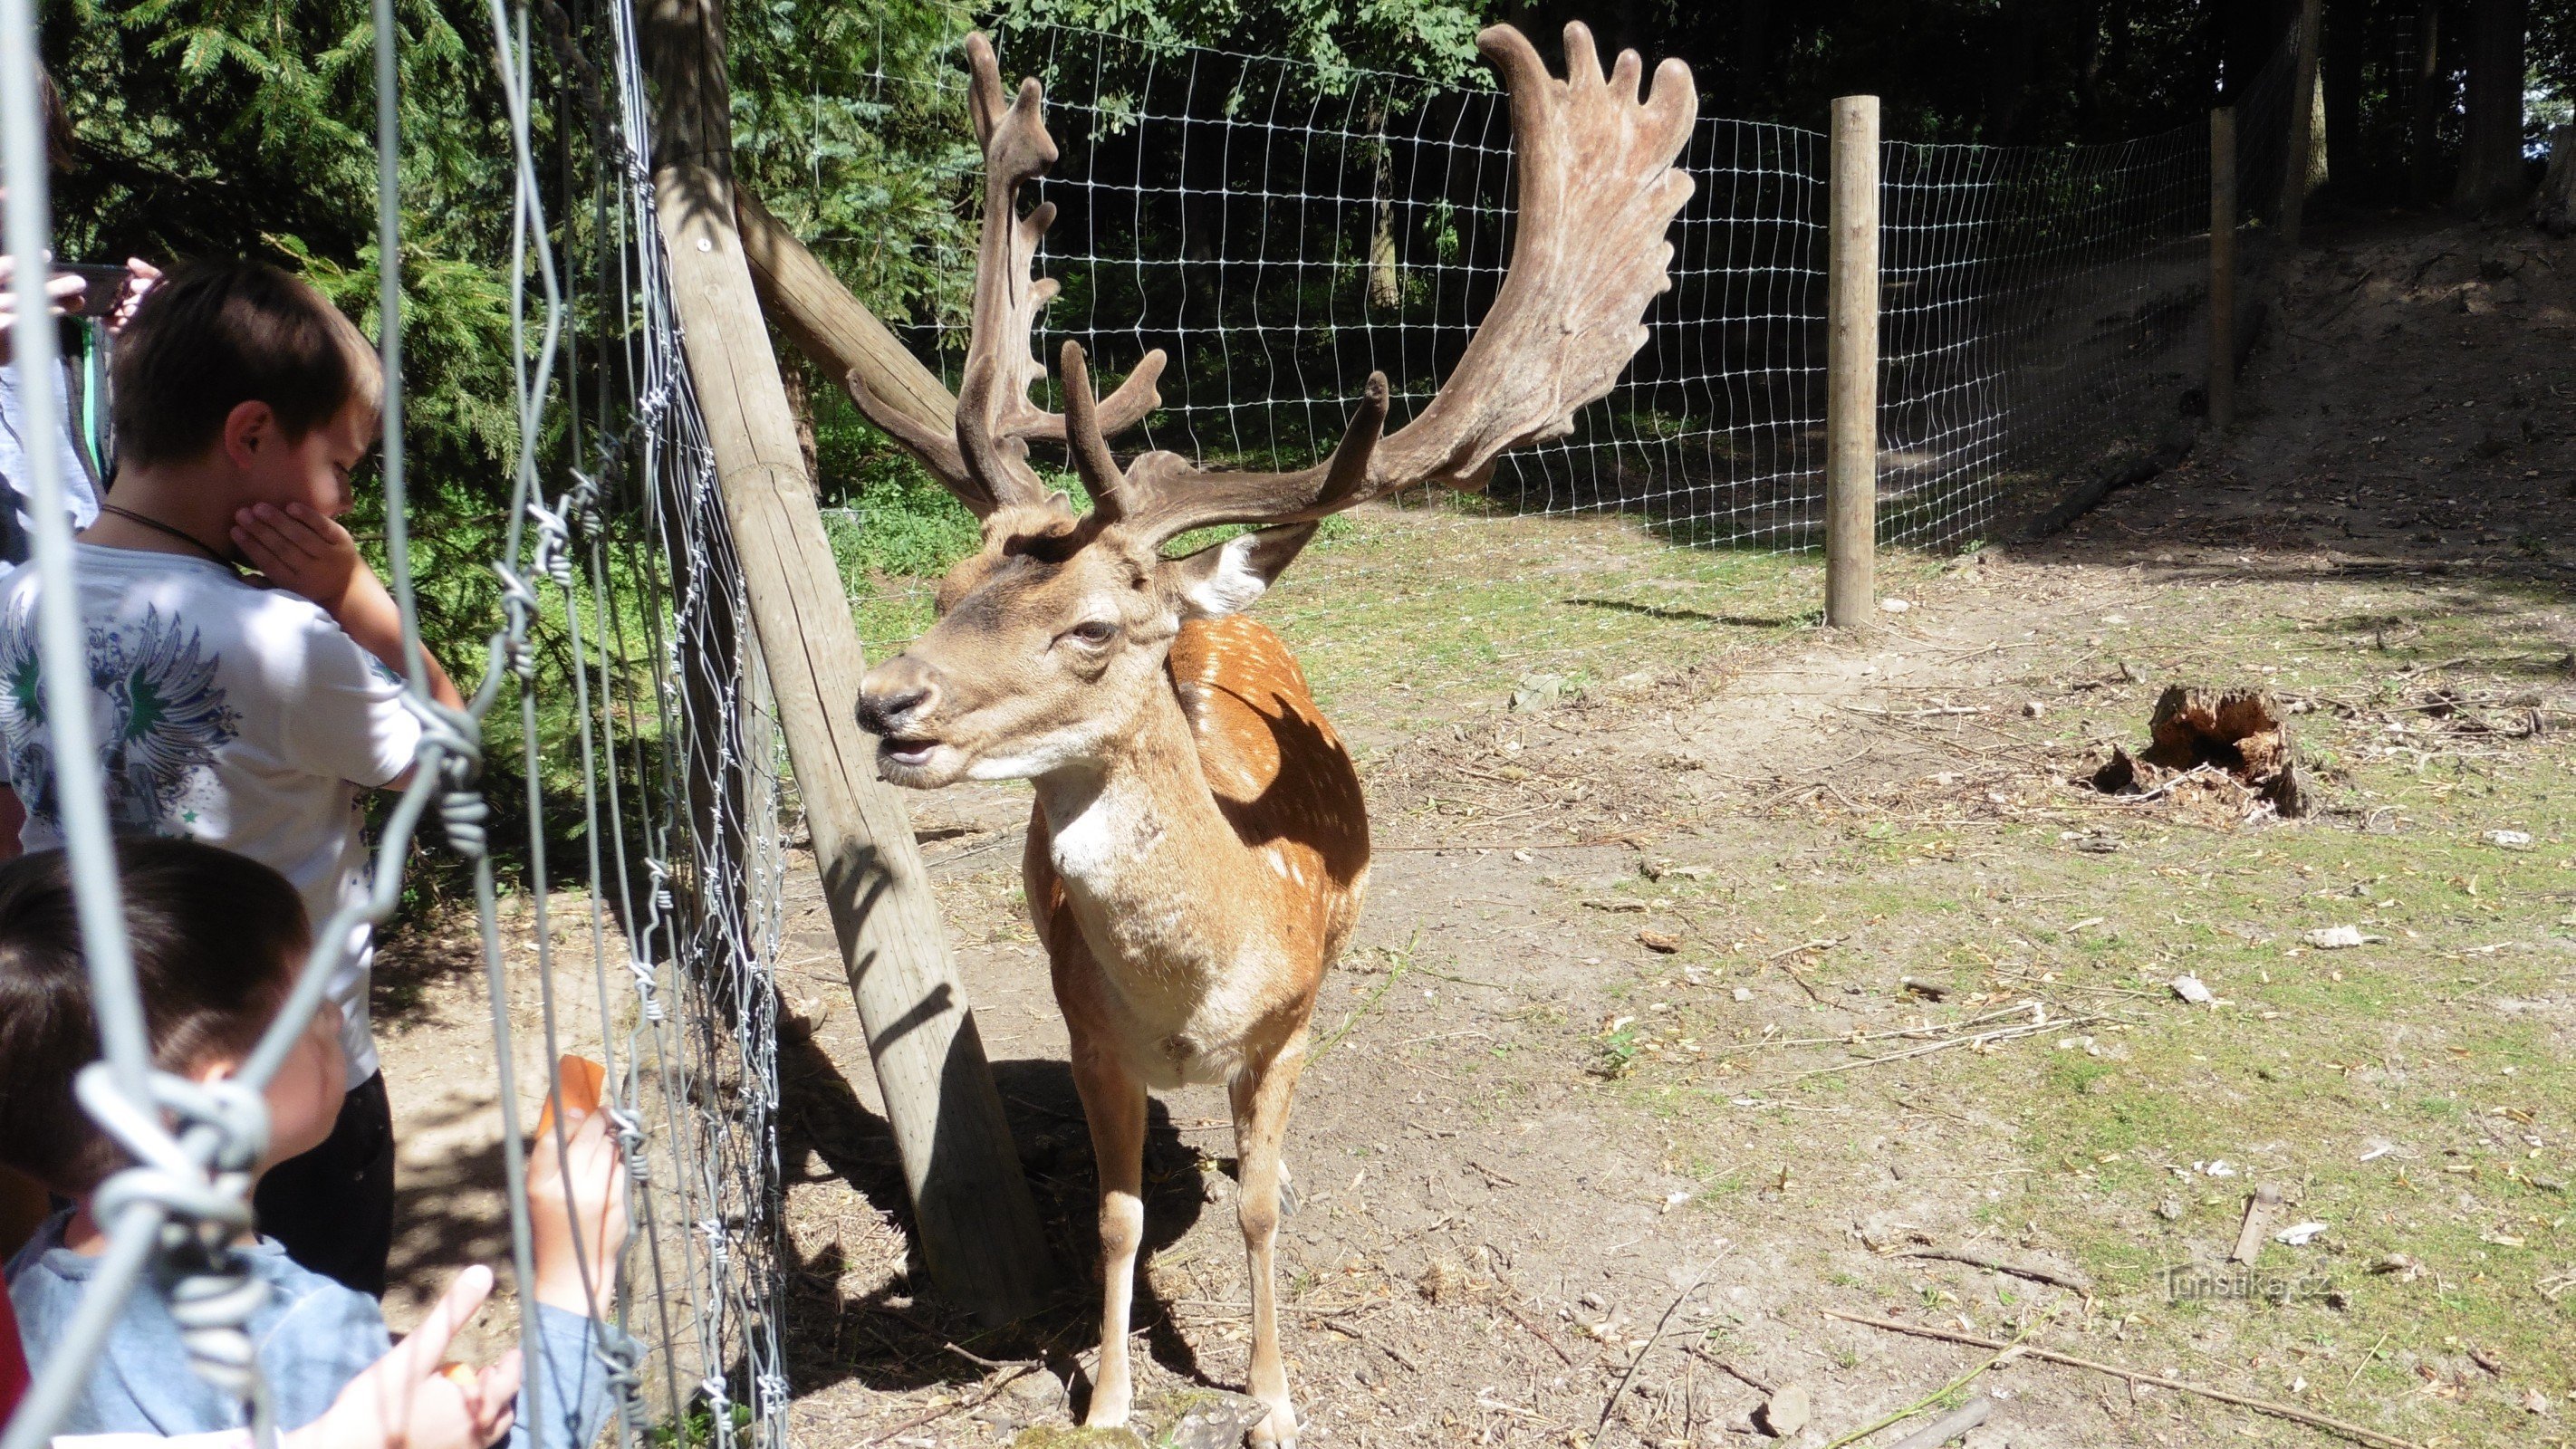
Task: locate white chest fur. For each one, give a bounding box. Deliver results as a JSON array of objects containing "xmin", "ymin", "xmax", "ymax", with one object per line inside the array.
[{"xmin": 1042, "ymin": 779, "xmax": 1279, "ymax": 1087}]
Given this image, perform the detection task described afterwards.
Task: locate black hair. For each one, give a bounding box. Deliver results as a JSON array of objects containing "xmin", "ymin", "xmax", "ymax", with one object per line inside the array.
[{"xmin": 0, "ymin": 840, "xmax": 312, "ymax": 1194}]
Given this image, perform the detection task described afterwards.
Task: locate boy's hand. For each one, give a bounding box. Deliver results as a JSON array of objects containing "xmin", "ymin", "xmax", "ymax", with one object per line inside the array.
[
  {"xmin": 305, "ymin": 1265, "xmax": 521, "ymax": 1449},
  {"xmin": 233, "ymin": 501, "xmax": 370, "ymax": 617},
  {"xmin": 526, "ymin": 1108, "xmax": 630, "ymax": 1319}
]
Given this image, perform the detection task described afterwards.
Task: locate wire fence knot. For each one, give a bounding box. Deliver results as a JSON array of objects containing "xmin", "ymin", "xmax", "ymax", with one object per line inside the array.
[{"xmin": 76, "ymin": 1065, "xmax": 276, "ymax": 1415}]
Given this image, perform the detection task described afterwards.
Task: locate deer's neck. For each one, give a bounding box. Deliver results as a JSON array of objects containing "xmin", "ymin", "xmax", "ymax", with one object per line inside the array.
[{"xmin": 1032, "ymin": 678, "xmax": 1245, "ymax": 957}]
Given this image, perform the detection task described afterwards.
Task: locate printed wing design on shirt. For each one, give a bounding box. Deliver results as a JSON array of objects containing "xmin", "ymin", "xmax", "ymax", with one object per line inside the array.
[
  {"xmin": 0, "ymin": 611, "xmax": 49, "ymax": 822},
  {"xmin": 91, "ymin": 609, "xmax": 240, "ymax": 833}
]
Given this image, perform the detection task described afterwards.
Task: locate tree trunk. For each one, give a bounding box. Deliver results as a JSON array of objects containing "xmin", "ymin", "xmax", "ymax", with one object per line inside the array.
[
  {"xmin": 2409, "ymin": 1, "xmax": 2448, "ymax": 206},
  {"xmin": 2537, "ymin": 124, "xmax": 2576, "ymax": 235},
  {"xmin": 1365, "ymin": 101, "xmax": 1399, "ymax": 312},
  {"xmin": 777, "ymin": 359, "xmax": 819, "ymax": 485},
  {"xmin": 2451, "ymin": 0, "xmax": 2528, "ymax": 212},
  {"xmin": 2321, "ymin": 0, "xmax": 2363, "ymax": 198}
]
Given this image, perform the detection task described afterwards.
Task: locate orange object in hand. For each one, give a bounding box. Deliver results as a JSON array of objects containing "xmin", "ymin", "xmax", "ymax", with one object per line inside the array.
[
  {"xmin": 436, "ymin": 1361, "xmax": 479, "ymax": 1389},
  {"xmin": 533, "ymin": 1055, "xmax": 605, "ymax": 1139}
]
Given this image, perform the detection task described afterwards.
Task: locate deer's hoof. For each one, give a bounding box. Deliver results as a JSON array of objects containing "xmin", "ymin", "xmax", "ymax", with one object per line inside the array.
[{"xmin": 1245, "ymin": 1402, "xmax": 1298, "ymax": 1449}]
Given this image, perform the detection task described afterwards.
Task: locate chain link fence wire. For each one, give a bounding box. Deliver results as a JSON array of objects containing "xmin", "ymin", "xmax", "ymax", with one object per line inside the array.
[
  {"xmin": 0, "ymin": 0, "xmax": 790, "ymax": 1444},
  {"xmin": 796, "ymin": 21, "xmax": 2307, "ymax": 671}
]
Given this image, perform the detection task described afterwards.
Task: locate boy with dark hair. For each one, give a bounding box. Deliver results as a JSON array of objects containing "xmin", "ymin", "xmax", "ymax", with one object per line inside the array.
[
  {"xmin": 1, "ymin": 840, "xmax": 630, "ymax": 1447},
  {"xmin": 0, "ymin": 259, "xmax": 466, "ymax": 1295}
]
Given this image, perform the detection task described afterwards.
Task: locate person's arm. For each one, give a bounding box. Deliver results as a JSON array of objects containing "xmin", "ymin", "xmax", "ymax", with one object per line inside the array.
[
  {"xmin": 230, "ymin": 502, "xmax": 465, "ymax": 715},
  {"xmin": 524, "ymin": 1110, "xmax": 629, "ymax": 1320},
  {"xmin": 515, "ymin": 1110, "xmax": 636, "ymax": 1449},
  {"xmin": 0, "ymin": 256, "xmax": 88, "ymax": 367}
]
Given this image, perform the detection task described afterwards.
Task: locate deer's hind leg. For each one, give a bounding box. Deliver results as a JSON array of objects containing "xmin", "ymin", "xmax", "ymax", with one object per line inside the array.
[{"xmin": 1229, "ymin": 1032, "xmax": 1310, "ymax": 1447}]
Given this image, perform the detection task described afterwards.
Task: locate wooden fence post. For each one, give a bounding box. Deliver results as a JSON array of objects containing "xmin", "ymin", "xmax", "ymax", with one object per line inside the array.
[
  {"xmin": 1824, "ymin": 95, "xmax": 1879, "ymax": 629},
  {"xmin": 2283, "ymin": 0, "xmax": 2323, "ymax": 249},
  {"xmin": 639, "ymin": 0, "xmax": 1056, "ymax": 1325},
  {"xmin": 2209, "ymin": 106, "xmax": 2237, "ymax": 433}
]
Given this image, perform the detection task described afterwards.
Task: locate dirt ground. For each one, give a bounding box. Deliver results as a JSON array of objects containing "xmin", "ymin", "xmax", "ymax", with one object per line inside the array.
[{"xmin": 375, "ymin": 214, "xmax": 2576, "ymax": 1449}]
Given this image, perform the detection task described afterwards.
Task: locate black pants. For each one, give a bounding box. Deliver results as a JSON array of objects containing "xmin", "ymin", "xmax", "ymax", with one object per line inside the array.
[{"xmin": 254, "ymin": 1070, "xmax": 394, "ymax": 1297}]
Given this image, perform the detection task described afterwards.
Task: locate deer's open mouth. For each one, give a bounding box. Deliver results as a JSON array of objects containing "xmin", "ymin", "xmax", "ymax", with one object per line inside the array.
[{"xmin": 879, "ymin": 737, "xmax": 941, "ymax": 770}]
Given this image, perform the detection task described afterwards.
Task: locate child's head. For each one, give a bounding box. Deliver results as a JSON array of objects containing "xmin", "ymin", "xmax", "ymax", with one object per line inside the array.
[
  {"xmin": 110, "ymin": 261, "xmax": 382, "ymax": 518},
  {"xmin": 0, "ymin": 840, "xmax": 337, "ymax": 1197}
]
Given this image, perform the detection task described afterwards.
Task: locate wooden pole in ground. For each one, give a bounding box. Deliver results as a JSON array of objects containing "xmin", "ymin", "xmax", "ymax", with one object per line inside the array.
[
  {"xmin": 1823, "ymin": 95, "xmax": 1879, "ymax": 629},
  {"xmin": 2283, "ymin": 0, "xmax": 2323, "ymax": 248},
  {"xmin": 639, "ymin": 0, "xmax": 1055, "ymax": 1324},
  {"xmin": 2209, "ymin": 106, "xmax": 2237, "ymax": 432}
]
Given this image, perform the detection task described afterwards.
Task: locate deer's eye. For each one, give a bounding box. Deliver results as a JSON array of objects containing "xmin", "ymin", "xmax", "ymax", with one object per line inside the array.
[{"xmin": 1065, "ymin": 620, "xmax": 1118, "ymax": 648}]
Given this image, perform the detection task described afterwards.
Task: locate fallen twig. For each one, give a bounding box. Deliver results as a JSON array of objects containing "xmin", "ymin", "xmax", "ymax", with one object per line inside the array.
[
  {"xmin": 1894, "ymin": 1248, "xmax": 2091, "ymax": 1296},
  {"xmin": 1885, "ymin": 1396, "xmax": 1994, "ymax": 1449},
  {"xmin": 1600, "ymin": 1274, "xmax": 1711, "ymax": 1433},
  {"xmin": 1841, "ymin": 703, "xmax": 1986, "ymax": 719},
  {"xmin": 1820, "ymin": 1330, "xmax": 2021, "ymax": 1449},
  {"xmin": 1764, "ymin": 937, "xmax": 1838, "ymax": 1003},
  {"xmin": 1817, "ymin": 1309, "xmax": 2432, "ymax": 1449},
  {"xmin": 1781, "ymin": 1014, "xmax": 2099, "ymax": 1083},
  {"xmin": 1498, "ymin": 1299, "xmax": 1574, "ymax": 1366},
  {"xmin": 1473, "ymin": 1393, "xmax": 1552, "ymax": 1423},
  {"xmin": 860, "ymin": 1364, "xmax": 1040, "ymax": 1444},
  {"xmin": 1324, "ymin": 1318, "xmax": 1422, "ymax": 1373},
  {"xmin": 1682, "ymin": 1345, "xmax": 1775, "ymax": 1395},
  {"xmin": 2092, "ymin": 763, "xmax": 2227, "ymax": 805},
  {"xmin": 1741, "ymin": 1003, "xmax": 2047, "ymax": 1051}
]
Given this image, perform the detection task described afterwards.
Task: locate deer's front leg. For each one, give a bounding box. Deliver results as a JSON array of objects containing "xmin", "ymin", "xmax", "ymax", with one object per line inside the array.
[
  {"xmin": 1072, "ymin": 1040, "xmax": 1149, "ymax": 1429},
  {"xmin": 1230, "ymin": 1036, "xmax": 1310, "ymax": 1447}
]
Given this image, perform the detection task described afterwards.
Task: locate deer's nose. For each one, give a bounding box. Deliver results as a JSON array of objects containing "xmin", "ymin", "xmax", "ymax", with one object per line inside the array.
[{"xmin": 856, "ymin": 656, "xmax": 941, "ymax": 736}]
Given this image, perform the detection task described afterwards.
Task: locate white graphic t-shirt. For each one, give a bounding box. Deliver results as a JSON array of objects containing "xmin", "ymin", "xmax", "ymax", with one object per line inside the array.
[{"xmin": 0, "ymin": 544, "xmax": 422, "ymax": 1080}]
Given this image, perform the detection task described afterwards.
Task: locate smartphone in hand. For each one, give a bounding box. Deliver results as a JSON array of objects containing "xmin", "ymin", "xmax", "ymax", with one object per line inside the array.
[{"xmin": 53, "ymin": 263, "xmax": 130, "ymax": 319}]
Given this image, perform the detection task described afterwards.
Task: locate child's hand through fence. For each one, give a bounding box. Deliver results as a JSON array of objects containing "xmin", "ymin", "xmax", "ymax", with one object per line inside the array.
[
  {"xmin": 304, "ymin": 1265, "xmax": 521, "ymax": 1449},
  {"xmin": 525, "ymin": 1107, "xmax": 629, "ymax": 1319}
]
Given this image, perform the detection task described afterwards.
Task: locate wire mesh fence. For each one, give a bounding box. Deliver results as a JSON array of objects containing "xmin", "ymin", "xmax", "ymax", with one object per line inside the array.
[
  {"xmin": 0, "ymin": 0, "xmax": 790, "ymax": 1445},
  {"xmin": 803, "ymin": 20, "xmax": 2307, "ymax": 671}
]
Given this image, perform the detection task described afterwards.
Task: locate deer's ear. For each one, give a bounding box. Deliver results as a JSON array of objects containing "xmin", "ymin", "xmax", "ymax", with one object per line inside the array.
[{"xmin": 1162, "ymin": 523, "xmax": 1322, "ymax": 619}]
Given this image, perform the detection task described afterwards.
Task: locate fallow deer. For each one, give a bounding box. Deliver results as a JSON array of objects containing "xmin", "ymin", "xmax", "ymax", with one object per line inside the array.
[{"xmin": 845, "ymin": 24, "xmax": 1695, "ymax": 1444}]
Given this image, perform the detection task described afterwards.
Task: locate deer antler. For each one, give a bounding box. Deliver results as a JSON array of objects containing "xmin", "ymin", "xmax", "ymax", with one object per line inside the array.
[
  {"xmin": 1044, "ymin": 22, "xmax": 1696, "ymax": 547},
  {"xmin": 1370, "ymin": 25, "xmax": 1697, "ymax": 493},
  {"xmin": 1059, "ymin": 341, "xmax": 1385, "ymax": 536},
  {"xmin": 844, "ymin": 32, "xmax": 1168, "ymax": 516}
]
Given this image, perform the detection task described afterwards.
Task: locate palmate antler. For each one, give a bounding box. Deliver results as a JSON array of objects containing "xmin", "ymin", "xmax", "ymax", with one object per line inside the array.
[
  {"xmin": 865, "ymin": 23, "xmax": 1696, "ymax": 541},
  {"xmin": 843, "ymin": 33, "xmax": 1167, "ymax": 515}
]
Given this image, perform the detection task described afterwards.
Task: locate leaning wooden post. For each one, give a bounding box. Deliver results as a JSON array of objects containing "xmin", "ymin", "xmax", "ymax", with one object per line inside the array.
[
  {"xmin": 639, "ymin": 0, "xmax": 1055, "ymax": 1323},
  {"xmin": 1824, "ymin": 95, "xmax": 1879, "ymax": 629},
  {"xmin": 2282, "ymin": 0, "xmax": 2323, "ymax": 249},
  {"xmin": 2209, "ymin": 106, "xmax": 2237, "ymax": 432},
  {"xmin": 736, "ymin": 187, "xmax": 959, "ymax": 442}
]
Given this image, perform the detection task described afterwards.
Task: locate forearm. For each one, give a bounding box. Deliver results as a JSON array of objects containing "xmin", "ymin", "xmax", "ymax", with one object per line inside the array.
[
  {"xmin": 509, "ymin": 1305, "xmax": 634, "ymax": 1449},
  {"xmin": 333, "ymin": 573, "xmax": 466, "ymax": 713}
]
